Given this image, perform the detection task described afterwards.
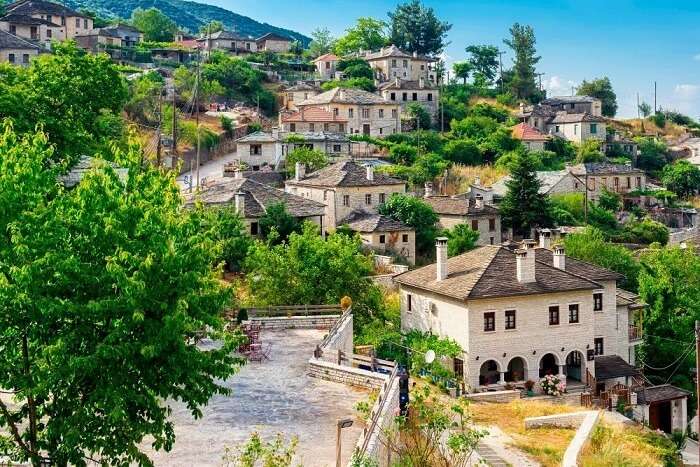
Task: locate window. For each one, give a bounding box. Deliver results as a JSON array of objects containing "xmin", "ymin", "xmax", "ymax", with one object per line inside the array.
[
  {"xmin": 342, "ymin": 195, "xmax": 350, "ymax": 206},
  {"xmin": 379, "ymin": 109, "xmax": 384, "ymax": 118},
  {"xmin": 614, "ymin": 177, "xmax": 619, "ymax": 190},
  {"xmin": 626, "ymin": 177, "xmax": 631, "ymax": 188},
  {"xmin": 250, "ymin": 222, "xmax": 259, "ymax": 235},
  {"xmin": 325, "ymin": 61, "xmax": 330, "ymax": 69},
  {"xmin": 365, "ymin": 194, "xmax": 372, "ymax": 205},
  {"xmin": 8, "ymin": 53, "xmax": 15, "ymax": 64},
  {"xmin": 601, "ymin": 177, "xmax": 607, "ymax": 188},
  {"xmin": 392, "ymin": 109, "xmax": 398, "ymax": 118},
  {"xmin": 76, "ymin": 18, "xmax": 80, "ymax": 28},
  {"xmin": 250, "ymin": 144, "xmax": 262, "ymax": 155},
  {"xmin": 379, "ymin": 128, "xmax": 383, "ymax": 135},
  {"xmin": 84, "ymin": 18, "xmax": 88, "ymax": 29},
  {"xmin": 361, "ymin": 108, "xmax": 370, "ymax": 119},
  {"xmin": 309, "ymin": 123, "xmax": 315, "ymax": 132},
  {"xmin": 9, "ymin": 24, "xmax": 16, "ymax": 34},
  {"xmin": 390, "ymin": 92, "xmax": 396, "ymax": 100},
  {"xmin": 323, "ymin": 191, "xmax": 328, "ymax": 201},
  {"xmin": 407, "ymin": 294, "xmax": 412, "ymax": 311},
  {"xmin": 348, "ymin": 108, "xmax": 353, "ymax": 118},
  {"xmin": 289, "ymin": 123, "xmax": 296, "ymax": 132},
  {"xmin": 333, "ymin": 107, "xmax": 339, "ymax": 116},
  {"xmin": 391, "ymin": 59, "xmax": 397, "ymax": 67},
  {"xmin": 574, "ymin": 124, "xmax": 579, "ymax": 135},
  {"xmin": 594, "ymin": 337, "xmax": 604, "ymax": 355},
  {"xmin": 471, "ymin": 219, "xmax": 478, "ymax": 230},
  {"xmin": 590, "ymin": 123, "xmax": 597, "ymax": 134},
  {"xmin": 555, "ymin": 125, "xmax": 560, "ymax": 133},
  {"xmin": 636, "ymin": 176, "xmax": 641, "ymax": 187},
  {"xmin": 22, "ymin": 54, "xmax": 29, "ymax": 64},
  {"xmin": 379, "ymin": 234, "xmax": 386, "ymax": 244},
  {"xmin": 402, "ymin": 234, "xmax": 409, "ymax": 242},
  {"xmin": 333, "ymin": 144, "xmax": 341, "ymax": 152},
  {"xmin": 489, "ymin": 218, "xmax": 496, "ymax": 231},
  {"xmin": 47, "ymin": 29, "xmax": 52, "ymax": 38},
  {"xmin": 570, "ymin": 103, "xmax": 575, "ymax": 109},
  {"xmin": 378, "ymin": 193, "xmax": 385, "ymax": 204},
  {"xmin": 427, "ymin": 93, "xmax": 432, "ymax": 101},
  {"xmin": 61, "ymin": 16, "xmax": 66, "ymax": 26},
  {"xmin": 549, "ymin": 305, "xmax": 560, "ymax": 325},
  {"xmin": 593, "ymin": 293, "xmax": 603, "ymax": 311},
  {"xmin": 402, "ymin": 59, "xmax": 408, "ymax": 68},
  {"xmin": 46, "ymin": 15, "xmax": 52, "ymax": 23},
  {"xmin": 402, "ymin": 92, "xmax": 407, "ymax": 101},
  {"xmin": 505, "ymin": 310, "xmax": 516, "ymax": 330},
  {"xmin": 324, "ymin": 123, "xmax": 329, "ymax": 131},
  {"xmin": 412, "ymin": 92, "xmax": 417, "ymax": 101},
  {"xmin": 30, "ymin": 26, "xmax": 38, "ymax": 40},
  {"xmin": 489, "ymin": 237, "xmax": 494, "ymax": 245},
  {"xmin": 339, "ymin": 123, "xmax": 345, "ymax": 132},
  {"xmin": 568, "ymin": 304, "xmax": 579, "ymax": 324},
  {"xmin": 453, "ymin": 358, "xmax": 464, "ymax": 379},
  {"xmin": 484, "ymin": 312, "xmax": 495, "ymax": 332}
]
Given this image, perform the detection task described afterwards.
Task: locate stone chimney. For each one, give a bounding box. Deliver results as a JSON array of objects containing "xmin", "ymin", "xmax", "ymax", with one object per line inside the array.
[
  {"xmin": 366, "ymin": 164, "xmax": 374, "ymax": 181},
  {"xmin": 424, "ymin": 182, "xmax": 433, "ymax": 198},
  {"xmin": 515, "ymin": 248, "xmax": 536, "ymax": 283},
  {"xmin": 436, "ymin": 237, "xmax": 448, "ymax": 281},
  {"xmin": 295, "ymin": 162, "xmax": 305, "ymax": 181},
  {"xmin": 395, "ymin": 77, "xmax": 400, "ymax": 87},
  {"xmin": 553, "ymin": 245, "xmax": 566, "ymax": 270},
  {"xmin": 519, "ymin": 102, "xmax": 525, "ymax": 113},
  {"xmin": 234, "ymin": 169, "xmax": 244, "ymax": 179},
  {"xmin": 539, "ymin": 228, "xmax": 551, "ymax": 249},
  {"xmin": 474, "ymin": 193, "xmax": 484, "ymax": 210},
  {"xmin": 474, "ymin": 176, "xmax": 481, "ymax": 186},
  {"xmin": 419, "ymin": 77, "xmax": 425, "ymax": 89},
  {"xmin": 234, "ymin": 191, "xmax": 245, "ymax": 216}
]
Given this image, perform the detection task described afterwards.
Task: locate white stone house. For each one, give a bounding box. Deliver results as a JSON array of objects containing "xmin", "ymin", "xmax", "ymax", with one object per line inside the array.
[
  {"xmin": 198, "ymin": 30, "xmax": 257, "ymax": 56},
  {"xmin": 285, "ymin": 160, "xmax": 406, "ymax": 229},
  {"xmin": 235, "ymin": 131, "xmax": 282, "ymax": 171},
  {"xmin": 0, "ymin": 13, "xmax": 63, "ymax": 46},
  {"xmin": 0, "ymin": 29, "xmax": 39, "ymax": 64},
  {"xmin": 517, "ymin": 95, "xmax": 607, "ymax": 144},
  {"xmin": 423, "ymin": 193, "xmax": 502, "ymax": 246},
  {"xmin": 396, "ymin": 238, "xmax": 643, "ymax": 393},
  {"xmin": 570, "ymin": 162, "xmax": 647, "ymax": 202},
  {"xmin": 377, "ymin": 77, "xmax": 439, "ymax": 122},
  {"xmin": 4, "ymin": 0, "xmax": 93, "ymax": 40},
  {"xmin": 549, "ymin": 113, "xmax": 607, "ymax": 144},
  {"xmin": 339, "ymin": 209, "xmax": 416, "ymax": 265},
  {"xmin": 313, "ymin": 53, "xmax": 339, "ymax": 80},
  {"xmin": 359, "ymin": 45, "xmax": 436, "ymax": 83},
  {"xmin": 281, "ymin": 82, "xmax": 320, "ymax": 111},
  {"xmin": 279, "ymin": 106, "xmax": 347, "ymax": 133}
]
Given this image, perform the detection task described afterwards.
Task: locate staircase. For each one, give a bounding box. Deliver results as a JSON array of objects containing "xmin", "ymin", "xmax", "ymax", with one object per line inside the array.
[{"xmin": 476, "ymin": 441, "xmax": 510, "ymax": 467}]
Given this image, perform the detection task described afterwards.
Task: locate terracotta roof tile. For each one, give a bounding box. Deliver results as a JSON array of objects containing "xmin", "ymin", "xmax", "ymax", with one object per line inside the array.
[
  {"xmin": 281, "ymin": 106, "xmax": 347, "ymax": 123},
  {"xmin": 512, "ymin": 122, "xmax": 550, "ymax": 141}
]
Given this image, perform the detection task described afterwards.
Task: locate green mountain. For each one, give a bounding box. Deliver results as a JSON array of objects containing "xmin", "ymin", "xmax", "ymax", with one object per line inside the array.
[{"xmin": 60, "ymin": 0, "xmax": 311, "ymax": 44}]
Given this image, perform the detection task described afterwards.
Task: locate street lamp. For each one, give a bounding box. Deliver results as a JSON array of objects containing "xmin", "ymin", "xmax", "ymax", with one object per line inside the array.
[{"xmin": 336, "ymin": 418, "xmax": 354, "ymax": 467}]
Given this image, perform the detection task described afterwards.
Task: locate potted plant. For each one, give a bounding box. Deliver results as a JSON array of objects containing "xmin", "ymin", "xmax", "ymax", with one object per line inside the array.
[{"xmin": 524, "ymin": 379, "xmax": 535, "ymax": 397}]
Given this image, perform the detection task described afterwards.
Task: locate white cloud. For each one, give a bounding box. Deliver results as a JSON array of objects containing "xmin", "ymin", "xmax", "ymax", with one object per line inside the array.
[
  {"xmin": 674, "ymin": 84, "xmax": 700, "ymax": 100},
  {"xmin": 693, "ymin": 54, "xmax": 700, "ymax": 61},
  {"xmin": 542, "ymin": 75, "xmax": 578, "ymax": 96}
]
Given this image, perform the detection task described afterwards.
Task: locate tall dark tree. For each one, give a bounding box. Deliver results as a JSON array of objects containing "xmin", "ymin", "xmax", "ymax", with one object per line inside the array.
[
  {"xmin": 465, "ymin": 45, "xmax": 500, "ymax": 85},
  {"xmin": 388, "ymin": 0, "xmax": 452, "ymax": 56},
  {"xmin": 452, "ymin": 61, "xmax": 472, "ymax": 84},
  {"xmin": 499, "ymin": 150, "xmax": 553, "ymax": 237},
  {"xmin": 259, "ymin": 202, "xmax": 302, "ymax": 245},
  {"xmin": 503, "ymin": 23, "xmax": 540, "ymax": 101},
  {"xmin": 577, "ymin": 77, "xmax": 618, "ymax": 117}
]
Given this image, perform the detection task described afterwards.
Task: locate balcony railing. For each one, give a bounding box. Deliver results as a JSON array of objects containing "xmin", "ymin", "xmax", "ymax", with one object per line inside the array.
[{"xmin": 629, "ymin": 325, "xmax": 643, "ymax": 342}]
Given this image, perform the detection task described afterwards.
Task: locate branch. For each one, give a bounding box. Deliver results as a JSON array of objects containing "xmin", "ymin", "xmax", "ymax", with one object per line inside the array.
[{"xmin": 0, "ymin": 396, "xmax": 32, "ymax": 458}]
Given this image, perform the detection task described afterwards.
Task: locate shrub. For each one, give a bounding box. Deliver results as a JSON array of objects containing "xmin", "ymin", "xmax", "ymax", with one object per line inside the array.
[
  {"xmin": 540, "ymin": 374, "xmax": 566, "ymax": 396},
  {"xmin": 443, "ymin": 138, "xmax": 482, "ymax": 165}
]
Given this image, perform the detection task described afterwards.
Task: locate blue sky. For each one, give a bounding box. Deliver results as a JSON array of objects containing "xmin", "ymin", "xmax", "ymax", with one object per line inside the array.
[{"xmin": 208, "ymin": 0, "xmax": 700, "ymax": 118}]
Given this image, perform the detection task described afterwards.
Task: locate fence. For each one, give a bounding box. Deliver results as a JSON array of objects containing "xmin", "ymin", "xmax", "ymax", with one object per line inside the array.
[
  {"xmin": 246, "ymin": 304, "xmax": 343, "ymax": 318},
  {"xmin": 356, "ymin": 364, "xmax": 400, "ymax": 456}
]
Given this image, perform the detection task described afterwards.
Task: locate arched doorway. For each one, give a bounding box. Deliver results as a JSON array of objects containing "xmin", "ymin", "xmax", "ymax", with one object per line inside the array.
[
  {"xmin": 539, "ymin": 353, "xmax": 559, "ymax": 378},
  {"xmin": 506, "ymin": 357, "xmax": 527, "ymax": 382},
  {"xmin": 565, "ymin": 351, "xmax": 584, "ymax": 382},
  {"xmin": 479, "ymin": 360, "xmax": 500, "ymax": 386}
]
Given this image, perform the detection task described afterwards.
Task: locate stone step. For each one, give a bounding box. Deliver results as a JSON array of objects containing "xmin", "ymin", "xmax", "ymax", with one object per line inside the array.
[{"xmin": 477, "ymin": 442, "xmax": 511, "ymax": 467}]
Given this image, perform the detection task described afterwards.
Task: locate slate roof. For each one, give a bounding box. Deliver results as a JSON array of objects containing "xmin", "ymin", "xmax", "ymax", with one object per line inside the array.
[
  {"xmin": 284, "ymin": 82, "xmax": 319, "ymax": 92},
  {"xmin": 512, "ymin": 122, "xmax": 550, "ymax": 141},
  {"xmin": 534, "ymin": 248, "xmax": 623, "ymax": 282},
  {"xmin": 6, "ymin": 0, "xmax": 83, "ymax": 17},
  {"xmin": 285, "ymin": 131, "xmax": 348, "ymax": 142},
  {"xmin": 362, "ymin": 44, "xmax": 434, "ymax": 62},
  {"xmin": 281, "ymin": 106, "xmax": 347, "ymax": 123},
  {"xmin": 377, "ymin": 79, "xmax": 437, "ymax": 91},
  {"xmin": 550, "ymin": 112, "xmax": 605, "ymax": 124},
  {"xmin": 0, "ymin": 29, "xmax": 40, "ymax": 49},
  {"xmin": 199, "ymin": 30, "xmax": 253, "ymax": 41},
  {"xmin": 491, "ymin": 170, "xmax": 572, "ymax": 197},
  {"xmin": 286, "ymin": 159, "xmax": 405, "ymax": 188},
  {"xmin": 423, "ymin": 196, "xmax": 499, "ymax": 217},
  {"xmin": 80, "ymin": 28, "xmax": 121, "ymax": 39},
  {"xmin": 541, "ymin": 95, "xmax": 600, "ymax": 105},
  {"xmin": 574, "ymin": 162, "xmax": 644, "ymax": 175},
  {"xmin": 394, "ymin": 245, "xmax": 603, "ymax": 301},
  {"xmin": 312, "ymin": 53, "xmax": 339, "ymax": 62},
  {"xmin": 237, "ymin": 170, "xmax": 284, "ymax": 187},
  {"xmin": 185, "ymin": 177, "xmax": 326, "ymax": 218},
  {"xmin": 236, "ymin": 131, "xmax": 278, "ymax": 143},
  {"xmin": 0, "ymin": 13, "xmax": 60, "ymax": 26},
  {"xmin": 339, "ymin": 210, "xmax": 412, "ymax": 233},
  {"xmin": 594, "ymin": 355, "xmax": 640, "ymax": 380},
  {"xmin": 297, "ymin": 87, "xmax": 389, "ymax": 106},
  {"xmin": 616, "ymin": 289, "xmax": 646, "ymax": 308},
  {"xmin": 634, "ymin": 385, "xmax": 690, "ymax": 404},
  {"xmin": 60, "ymin": 156, "xmax": 127, "ymax": 188},
  {"xmin": 256, "ymin": 32, "xmax": 292, "ymax": 42}
]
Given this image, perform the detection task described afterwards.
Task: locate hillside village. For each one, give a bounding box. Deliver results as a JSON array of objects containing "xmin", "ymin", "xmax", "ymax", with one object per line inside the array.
[{"xmin": 2, "ymin": 0, "xmax": 700, "ymax": 466}]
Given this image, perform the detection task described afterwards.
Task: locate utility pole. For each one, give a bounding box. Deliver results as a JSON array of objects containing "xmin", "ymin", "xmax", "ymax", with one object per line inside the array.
[
  {"xmin": 171, "ymin": 85, "xmax": 178, "ymax": 156},
  {"xmin": 695, "ymin": 320, "xmax": 700, "ymax": 463},
  {"xmin": 636, "ymin": 92, "xmax": 640, "ymax": 119},
  {"xmin": 497, "ymin": 49, "xmax": 505, "ymax": 93},
  {"xmin": 654, "ymin": 81, "xmax": 657, "ymax": 114},
  {"xmin": 156, "ymin": 89, "xmax": 163, "ymax": 166}
]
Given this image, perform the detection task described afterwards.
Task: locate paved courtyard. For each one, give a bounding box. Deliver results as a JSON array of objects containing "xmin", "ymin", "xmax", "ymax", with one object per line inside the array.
[{"xmin": 145, "ymin": 328, "xmax": 369, "ymax": 466}]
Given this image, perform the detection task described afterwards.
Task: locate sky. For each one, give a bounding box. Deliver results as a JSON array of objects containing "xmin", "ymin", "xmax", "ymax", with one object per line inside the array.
[{"xmin": 207, "ymin": 0, "xmax": 700, "ymax": 119}]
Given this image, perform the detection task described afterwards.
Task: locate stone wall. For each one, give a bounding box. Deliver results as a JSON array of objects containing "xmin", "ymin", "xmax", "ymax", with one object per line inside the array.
[
  {"xmin": 523, "ymin": 411, "xmax": 600, "ymax": 467},
  {"xmin": 357, "ymin": 374, "xmax": 400, "ymax": 466},
  {"xmin": 321, "ymin": 311, "xmax": 353, "ymax": 355},
  {"xmin": 307, "ymin": 359, "xmax": 387, "ymax": 390},
  {"xmin": 247, "ymin": 315, "xmax": 339, "ymax": 330},
  {"xmin": 465, "ymin": 390, "xmax": 521, "ymax": 403}
]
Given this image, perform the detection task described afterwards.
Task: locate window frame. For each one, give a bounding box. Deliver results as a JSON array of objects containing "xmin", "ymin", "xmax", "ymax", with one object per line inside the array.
[
  {"xmin": 593, "ymin": 292, "xmax": 603, "ymax": 312},
  {"xmin": 568, "ymin": 303, "xmax": 580, "ymax": 324},
  {"xmin": 505, "ymin": 310, "xmax": 516, "ymax": 330},
  {"xmin": 483, "ymin": 312, "xmax": 495, "ymax": 332},
  {"xmin": 594, "ymin": 337, "xmax": 604, "ymax": 355},
  {"xmin": 549, "ymin": 305, "xmax": 560, "ymax": 326}
]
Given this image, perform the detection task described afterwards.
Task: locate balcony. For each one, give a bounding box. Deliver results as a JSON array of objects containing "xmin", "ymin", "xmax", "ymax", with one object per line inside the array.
[{"xmin": 629, "ymin": 325, "xmax": 643, "ymax": 343}]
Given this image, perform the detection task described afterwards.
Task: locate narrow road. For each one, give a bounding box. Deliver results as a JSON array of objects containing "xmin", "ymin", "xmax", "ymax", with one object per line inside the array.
[{"xmin": 176, "ymin": 152, "xmax": 239, "ymax": 190}]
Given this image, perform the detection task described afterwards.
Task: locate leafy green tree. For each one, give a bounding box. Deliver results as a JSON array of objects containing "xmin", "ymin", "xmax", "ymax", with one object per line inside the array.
[
  {"xmin": 389, "ymin": 142, "xmax": 418, "ymax": 165},
  {"xmin": 465, "ymin": 45, "xmax": 500, "ymax": 86},
  {"xmin": 478, "ymin": 126, "xmax": 521, "ymax": 162},
  {"xmin": 624, "ymin": 218, "xmax": 669, "ymax": 245},
  {"xmin": 598, "ymin": 189, "xmax": 622, "ymax": 212},
  {"xmin": 499, "ymin": 150, "xmax": 553, "ymax": 237},
  {"xmin": 576, "ymin": 138, "xmax": 605, "ymax": 163},
  {"xmin": 378, "ymin": 194, "xmax": 439, "ymax": 257},
  {"xmin": 285, "ymin": 146, "xmax": 328, "ymax": 176},
  {"xmin": 388, "ymin": 0, "xmax": 452, "ymax": 56},
  {"xmin": 444, "ymin": 224, "xmax": 480, "ymax": 256},
  {"xmin": 577, "ymin": 77, "xmax": 617, "ymax": 117},
  {"xmin": 124, "ymin": 72, "xmax": 164, "ymax": 125},
  {"xmin": 545, "ymin": 137, "xmax": 577, "ymax": 162},
  {"xmin": 662, "ymin": 160, "xmax": 700, "ymax": 198},
  {"xmin": 638, "ymin": 101, "xmax": 652, "ymax": 118},
  {"xmin": 467, "ymin": 103, "xmax": 510, "ymax": 123},
  {"xmin": 338, "ymin": 60, "xmax": 374, "ymax": 80},
  {"xmin": 405, "ymin": 102, "xmax": 432, "ymax": 129},
  {"xmin": 307, "ymin": 27, "xmax": 335, "ymax": 58},
  {"xmin": 321, "ymin": 77, "xmax": 376, "ymax": 92},
  {"xmin": 443, "ymin": 139, "xmax": 482, "ymax": 165},
  {"xmin": 635, "ymin": 137, "xmax": 669, "ymax": 173},
  {"xmin": 503, "ymin": 23, "xmax": 541, "ymax": 101},
  {"xmin": 199, "ymin": 205, "xmax": 252, "ymax": 272},
  {"xmin": 131, "ymin": 7, "xmax": 177, "ymax": 42},
  {"xmin": 334, "ymin": 17, "xmax": 388, "ymax": 56},
  {"xmin": 258, "ymin": 203, "xmax": 302, "ymax": 245},
  {"xmin": 452, "ymin": 61, "xmax": 473, "ymax": 85},
  {"xmin": 199, "ymin": 20, "xmax": 224, "ymax": 34},
  {"xmin": 450, "ymin": 116, "xmax": 499, "ymax": 140},
  {"xmin": 0, "ymin": 124, "xmax": 243, "ymax": 465},
  {"xmin": 0, "ymin": 42, "xmax": 128, "ymax": 160}
]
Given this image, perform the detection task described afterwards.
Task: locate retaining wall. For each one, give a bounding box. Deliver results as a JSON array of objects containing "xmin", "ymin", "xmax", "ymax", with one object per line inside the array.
[
  {"xmin": 307, "ymin": 358, "xmax": 387, "ymax": 390},
  {"xmin": 465, "ymin": 390, "xmax": 521, "ymax": 403},
  {"xmin": 523, "ymin": 410, "xmax": 600, "ymax": 467},
  {"xmin": 322, "ymin": 312, "xmax": 353, "ymax": 355},
  {"xmin": 246, "ymin": 314, "xmax": 339, "ymax": 330}
]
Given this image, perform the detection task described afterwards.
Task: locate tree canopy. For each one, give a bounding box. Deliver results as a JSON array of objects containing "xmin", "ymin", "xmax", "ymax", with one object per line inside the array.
[
  {"xmin": 378, "ymin": 194, "xmax": 439, "ymax": 257},
  {"xmin": 131, "ymin": 7, "xmax": 177, "ymax": 42},
  {"xmin": 388, "ymin": 0, "xmax": 452, "ymax": 56},
  {"xmin": 503, "ymin": 23, "xmax": 541, "ymax": 101},
  {"xmin": 444, "ymin": 224, "xmax": 480, "ymax": 256},
  {"xmin": 465, "ymin": 45, "xmax": 500, "ymax": 86},
  {"xmin": 662, "ymin": 160, "xmax": 700, "ymax": 199},
  {"xmin": 258, "ymin": 202, "xmax": 302, "ymax": 244},
  {"xmin": 577, "ymin": 77, "xmax": 618, "ymax": 117},
  {"xmin": 307, "ymin": 27, "xmax": 335, "ymax": 58},
  {"xmin": 333, "ymin": 17, "xmax": 389, "ymax": 56}
]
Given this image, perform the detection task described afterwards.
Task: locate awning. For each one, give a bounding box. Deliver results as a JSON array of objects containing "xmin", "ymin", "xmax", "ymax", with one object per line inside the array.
[
  {"xmin": 634, "ymin": 385, "xmax": 691, "ymax": 405},
  {"xmin": 594, "ymin": 355, "xmax": 641, "ymax": 380}
]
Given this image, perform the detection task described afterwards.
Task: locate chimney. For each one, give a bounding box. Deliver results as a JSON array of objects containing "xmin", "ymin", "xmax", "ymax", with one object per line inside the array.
[
  {"xmin": 234, "ymin": 191, "xmax": 245, "ymax": 216},
  {"xmin": 474, "ymin": 176, "xmax": 481, "ymax": 186},
  {"xmin": 413, "ymin": 50, "xmax": 418, "ymax": 58},
  {"xmin": 553, "ymin": 245, "xmax": 566, "ymax": 270},
  {"xmin": 424, "ymin": 182, "xmax": 433, "ymax": 198},
  {"xmin": 539, "ymin": 228, "xmax": 551, "ymax": 249},
  {"xmin": 474, "ymin": 193, "xmax": 484, "ymax": 209},
  {"xmin": 295, "ymin": 162, "xmax": 305, "ymax": 181},
  {"xmin": 519, "ymin": 102, "xmax": 525, "ymax": 113},
  {"xmin": 366, "ymin": 164, "xmax": 374, "ymax": 181},
  {"xmin": 436, "ymin": 237, "xmax": 448, "ymax": 281},
  {"xmin": 515, "ymin": 248, "xmax": 536, "ymax": 283},
  {"xmin": 395, "ymin": 77, "xmax": 399, "ymax": 87},
  {"xmin": 300, "ymin": 106, "xmax": 305, "ymax": 119},
  {"xmin": 234, "ymin": 169, "xmax": 243, "ymax": 179},
  {"xmin": 419, "ymin": 77, "xmax": 425, "ymax": 89}
]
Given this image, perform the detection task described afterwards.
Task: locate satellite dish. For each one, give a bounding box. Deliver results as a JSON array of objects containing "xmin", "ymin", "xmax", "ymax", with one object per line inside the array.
[{"xmin": 424, "ymin": 350, "xmax": 436, "ymax": 364}]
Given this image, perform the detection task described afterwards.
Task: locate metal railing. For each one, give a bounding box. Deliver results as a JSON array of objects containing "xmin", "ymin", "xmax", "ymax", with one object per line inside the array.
[
  {"xmin": 318, "ymin": 308, "xmax": 352, "ymax": 349},
  {"xmin": 629, "ymin": 325, "xmax": 643, "ymax": 341},
  {"xmin": 358, "ymin": 364, "xmax": 400, "ymax": 454}
]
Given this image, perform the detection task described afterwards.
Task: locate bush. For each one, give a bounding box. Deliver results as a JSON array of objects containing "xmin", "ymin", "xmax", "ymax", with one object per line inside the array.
[
  {"xmin": 443, "ymin": 139, "xmax": 482, "ymax": 165},
  {"xmin": 389, "ymin": 143, "xmax": 418, "ymax": 165},
  {"xmin": 467, "ymin": 102, "xmax": 510, "ymax": 123},
  {"xmin": 540, "ymin": 374, "xmax": 566, "ymax": 396},
  {"xmin": 496, "ymin": 92, "xmax": 516, "ymax": 106},
  {"xmin": 623, "ymin": 218, "xmax": 669, "ymax": 245}
]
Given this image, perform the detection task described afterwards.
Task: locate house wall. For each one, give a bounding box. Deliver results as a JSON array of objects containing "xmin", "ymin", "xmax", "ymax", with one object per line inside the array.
[
  {"xmin": 282, "ymin": 121, "xmax": 345, "ymax": 133},
  {"xmin": 259, "ymin": 39, "xmax": 290, "ymax": 53},
  {"xmin": 284, "ymin": 140, "xmax": 350, "ymax": 158},
  {"xmin": 381, "ymin": 87, "xmax": 439, "ymax": 119},
  {"xmin": 368, "ymin": 57, "xmax": 432, "ymax": 82},
  {"xmin": 586, "ymin": 172, "xmax": 646, "ymax": 201},
  {"xmin": 0, "ymin": 47, "xmax": 38, "ymax": 64},
  {"xmin": 550, "ymin": 121, "xmax": 606, "ymax": 144},
  {"xmin": 242, "ymin": 214, "xmax": 324, "ymax": 237},
  {"xmin": 236, "ymin": 141, "xmax": 281, "ymax": 169},
  {"xmin": 546, "ymin": 100, "xmax": 602, "ymax": 116},
  {"xmin": 308, "ymin": 102, "xmax": 401, "ymax": 137},
  {"xmin": 522, "ymin": 140, "xmax": 547, "ymax": 152},
  {"xmin": 0, "ymin": 22, "xmax": 63, "ymax": 45},
  {"xmin": 358, "ymin": 229, "xmax": 415, "ymax": 265},
  {"xmin": 61, "ymin": 15, "xmax": 93, "ymax": 40},
  {"xmin": 436, "ymin": 214, "xmax": 502, "ymax": 246},
  {"xmin": 283, "ymin": 89, "xmax": 319, "ymax": 110},
  {"xmin": 592, "ymin": 280, "xmax": 629, "ymax": 365},
  {"xmin": 315, "ymin": 59, "xmax": 337, "ymax": 80}
]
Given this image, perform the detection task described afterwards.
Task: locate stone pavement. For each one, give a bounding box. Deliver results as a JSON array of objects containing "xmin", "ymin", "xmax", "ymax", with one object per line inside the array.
[{"xmin": 144, "ymin": 329, "xmax": 369, "ymax": 466}]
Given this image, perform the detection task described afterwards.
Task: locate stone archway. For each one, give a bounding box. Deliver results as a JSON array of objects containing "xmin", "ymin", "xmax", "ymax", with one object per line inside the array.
[
  {"xmin": 479, "ymin": 360, "xmax": 501, "ymax": 386},
  {"xmin": 505, "ymin": 357, "xmax": 527, "ymax": 382},
  {"xmin": 539, "ymin": 353, "xmax": 559, "ymax": 378},
  {"xmin": 565, "ymin": 350, "xmax": 584, "ymax": 382}
]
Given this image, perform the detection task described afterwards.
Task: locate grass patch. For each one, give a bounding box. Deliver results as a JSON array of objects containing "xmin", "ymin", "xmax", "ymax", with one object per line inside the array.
[
  {"xmin": 444, "ymin": 164, "xmax": 509, "ymax": 195},
  {"xmin": 579, "ymin": 422, "xmax": 680, "ymax": 467}
]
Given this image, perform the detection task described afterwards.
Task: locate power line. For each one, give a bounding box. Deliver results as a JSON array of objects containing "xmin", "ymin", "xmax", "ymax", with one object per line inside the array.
[{"xmin": 639, "ymin": 342, "xmax": 694, "ymax": 371}]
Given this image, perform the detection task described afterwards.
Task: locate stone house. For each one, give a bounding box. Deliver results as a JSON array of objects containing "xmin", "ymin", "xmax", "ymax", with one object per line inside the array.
[
  {"xmin": 281, "ymin": 82, "xmax": 321, "ymax": 111},
  {"xmin": 297, "ymin": 87, "xmax": 401, "ymax": 137},
  {"xmin": 511, "ymin": 122, "xmax": 550, "ymax": 152},
  {"xmin": 255, "ymin": 32, "xmax": 292, "ymax": 53},
  {"xmin": 279, "ymin": 106, "xmax": 347, "ymax": 133},
  {"xmin": 539, "ymin": 96, "xmax": 603, "ymax": 116},
  {"xmin": 377, "ymin": 77, "xmax": 439, "ymax": 121},
  {"xmin": 396, "ymin": 238, "xmax": 643, "ymax": 392},
  {"xmin": 198, "ymin": 30, "xmax": 257, "ymax": 56},
  {"xmin": 235, "ymin": 131, "xmax": 282, "ymax": 170},
  {"xmin": 491, "ymin": 170, "xmax": 583, "ymax": 202},
  {"xmin": 517, "ymin": 95, "xmax": 607, "ymax": 144},
  {"xmin": 570, "ymin": 162, "xmax": 647, "ymax": 202},
  {"xmin": 285, "ymin": 160, "xmax": 406, "ymax": 229},
  {"xmin": 313, "ymin": 53, "xmax": 339, "ymax": 80},
  {"xmin": 423, "ymin": 193, "xmax": 502, "ymax": 246},
  {"xmin": 549, "ymin": 112, "xmax": 607, "ymax": 144},
  {"xmin": 359, "ymin": 45, "xmax": 436, "ymax": 83},
  {"xmin": 5, "ymin": 0, "xmax": 93, "ymax": 40},
  {"xmin": 185, "ymin": 172, "xmax": 327, "ymax": 236},
  {"xmin": 339, "ymin": 209, "xmax": 416, "ymax": 264},
  {"xmin": 280, "ymin": 131, "xmax": 351, "ymax": 159},
  {"xmin": 603, "ymin": 134, "xmax": 638, "ymax": 159},
  {"xmin": 74, "ymin": 28, "xmax": 122, "ymax": 54},
  {"xmin": 632, "ymin": 385, "xmax": 689, "ymax": 434},
  {"xmin": 101, "ymin": 23, "xmax": 143, "ymax": 47},
  {"xmin": 0, "ymin": 13, "xmax": 63, "ymax": 46},
  {"xmin": 0, "ymin": 29, "xmax": 39, "ymax": 64}
]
